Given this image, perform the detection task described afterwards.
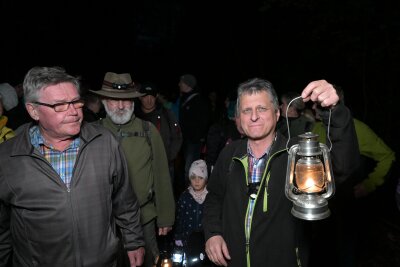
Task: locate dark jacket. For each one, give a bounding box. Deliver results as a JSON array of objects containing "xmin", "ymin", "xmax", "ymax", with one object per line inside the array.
[
  {"xmin": 179, "ymin": 90, "xmax": 210, "ymax": 144},
  {"xmin": 174, "ymin": 190, "xmax": 205, "ymax": 246},
  {"xmin": 135, "ymin": 104, "xmax": 183, "ymax": 163},
  {"xmin": 276, "ymin": 114, "xmax": 314, "ymax": 139},
  {"xmin": 203, "ymin": 104, "xmax": 359, "ymax": 267},
  {"xmin": 206, "ymin": 118, "xmax": 242, "ymax": 170},
  {"xmin": 0, "ymin": 122, "xmax": 144, "ymax": 267},
  {"xmin": 82, "ymin": 106, "xmax": 101, "ymax": 123}
]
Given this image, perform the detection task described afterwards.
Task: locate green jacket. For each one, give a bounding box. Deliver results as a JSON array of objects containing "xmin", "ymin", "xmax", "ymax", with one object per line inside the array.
[
  {"xmin": 0, "ymin": 116, "xmax": 15, "ymax": 143},
  {"xmin": 100, "ymin": 116, "xmax": 175, "ymax": 227},
  {"xmin": 313, "ymin": 118, "xmax": 395, "ymax": 193}
]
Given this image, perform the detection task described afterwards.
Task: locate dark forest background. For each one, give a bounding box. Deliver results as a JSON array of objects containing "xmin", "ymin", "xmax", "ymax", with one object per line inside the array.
[
  {"xmin": 1, "ymin": 1, "xmax": 400, "ymax": 265},
  {"xmin": 1, "ymin": 0, "xmax": 399, "ymax": 155}
]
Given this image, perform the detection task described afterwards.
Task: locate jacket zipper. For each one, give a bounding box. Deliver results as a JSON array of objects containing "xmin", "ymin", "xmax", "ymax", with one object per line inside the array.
[{"xmin": 237, "ymin": 148, "xmax": 287, "ymax": 267}]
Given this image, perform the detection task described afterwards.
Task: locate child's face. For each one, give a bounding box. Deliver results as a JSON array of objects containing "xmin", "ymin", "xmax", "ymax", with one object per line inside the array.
[{"xmin": 190, "ymin": 175, "xmax": 207, "ymax": 191}]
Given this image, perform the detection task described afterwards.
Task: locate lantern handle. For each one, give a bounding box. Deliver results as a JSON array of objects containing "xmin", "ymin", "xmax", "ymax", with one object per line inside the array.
[{"xmin": 285, "ymin": 96, "xmax": 333, "ymax": 152}]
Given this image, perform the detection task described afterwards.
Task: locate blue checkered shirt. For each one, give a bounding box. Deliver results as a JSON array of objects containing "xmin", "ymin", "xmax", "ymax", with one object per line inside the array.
[{"xmin": 29, "ymin": 125, "xmax": 80, "ymax": 189}]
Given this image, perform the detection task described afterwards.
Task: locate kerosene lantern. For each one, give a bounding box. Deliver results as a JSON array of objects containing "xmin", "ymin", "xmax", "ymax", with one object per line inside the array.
[
  {"xmin": 156, "ymin": 249, "xmax": 173, "ymax": 267},
  {"xmin": 285, "ymin": 132, "xmax": 335, "ymax": 220}
]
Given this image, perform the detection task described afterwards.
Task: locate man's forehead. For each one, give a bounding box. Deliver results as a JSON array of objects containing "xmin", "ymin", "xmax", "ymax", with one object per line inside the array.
[
  {"xmin": 240, "ymin": 91, "xmax": 271, "ymax": 104},
  {"xmin": 40, "ymin": 83, "xmax": 79, "ymax": 98},
  {"xmin": 140, "ymin": 94, "xmax": 156, "ymax": 99}
]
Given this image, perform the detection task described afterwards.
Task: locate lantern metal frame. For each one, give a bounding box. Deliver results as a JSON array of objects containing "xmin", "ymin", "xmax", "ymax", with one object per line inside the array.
[
  {"xmin": 283, "ymin": 96, "xmax": 335, "ymax": 221},
  {"xmin": 285, "ymin": 132, "xmax": 335, "ymax": 220}
]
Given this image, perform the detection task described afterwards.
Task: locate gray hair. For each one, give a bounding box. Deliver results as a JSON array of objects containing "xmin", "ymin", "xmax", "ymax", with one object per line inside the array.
[
  {"xmin": 23, "ymin": 66, "xmax": 80, "ymax": 103},
  {"xmin": 236, "ymin": 78, "xmax": 279, "ymax": 115}
]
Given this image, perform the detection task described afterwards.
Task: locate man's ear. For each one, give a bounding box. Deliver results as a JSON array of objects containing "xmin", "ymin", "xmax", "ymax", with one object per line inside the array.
[
  {"xmin": 276, "ymin": 108, "xmax": 280, "ymax": 121},
  {"xmin": 26, "ymin": 103, "xmax": 39, "ymax": 121}
]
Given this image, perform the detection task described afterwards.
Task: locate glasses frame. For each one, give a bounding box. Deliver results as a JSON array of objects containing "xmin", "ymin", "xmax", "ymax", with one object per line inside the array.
[{"xmin": 33, "ymin": 99, "xmax": 85, "ymax": 112}]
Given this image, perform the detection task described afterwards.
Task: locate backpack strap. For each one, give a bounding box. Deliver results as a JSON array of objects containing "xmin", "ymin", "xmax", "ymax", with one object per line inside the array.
[
  {"xmin": 142, "ymin": 120, "xmax": 151, "ymax": 145},
  {"xmin": 142, "ymin": 120, "xmax": 153, "ymax": 160},
  {"xmin": 181, "ymin": 93, "xmax": 199, "ymax": 107},
  {"xmin": 99, "ymin": 118, "xmax": 153, "ymax": 157}
]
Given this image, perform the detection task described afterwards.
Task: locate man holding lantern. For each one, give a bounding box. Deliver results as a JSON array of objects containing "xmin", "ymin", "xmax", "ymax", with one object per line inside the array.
[{"xmin": 203, "ymin": 78, "xmax": 359, "ymax": 267}]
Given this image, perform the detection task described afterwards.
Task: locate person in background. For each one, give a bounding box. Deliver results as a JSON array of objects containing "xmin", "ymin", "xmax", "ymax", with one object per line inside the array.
[
  {"xmin": 0, "ymin": 83, "xmax": 18, "ymax": 113},
  {"xmin": 203, "ymin": 78, "xmax": 359, "ymax": 267},
  {"xmin": 174, "ymin": 159, "xmax": 208, "ymax": 247},
  {"xmin": 91, "ymin": 72, "xmax": 175, "ymax": 267},
  {"xmin": 135, "ymin": 82, "xmax": 183, "ymax": 185},
  {"xmin": 310, "ymin": 86, "xmax": 396, "ymax": 267},
  {"xmin": 178, "ymin": 74, "xmax": 210, "ymax": 184},
  {"xmin": 0, "ymin": 95, "xmax": 15, "ymax": 143},
  {"xmin": 277, "ymin": 91, "xmax": 314, "ymax": 138},
  {"xmin": 0, "ymin": 66, "xmax": 145, "ymax": 266},
  {"xmin": 0, "ymin": 82, "xmax": 31, "ymax": 130},
  {"xmin": 82, "ymin": 92, "xmax": 104, "ymax": 122},
  {"xmin": 206, "ymin": 91, "xmax": 243, "ymax": 174},
  {"xmin": 208, "ymin": 90, "xmax": 224, "ymax": 125},
  {"xmin": 312, "ymin": 86, "xmax": 395, "ymax": 198}
]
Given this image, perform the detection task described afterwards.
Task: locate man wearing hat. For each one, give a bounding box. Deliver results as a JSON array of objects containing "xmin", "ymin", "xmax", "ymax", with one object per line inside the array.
[
  {"xmin": 178, "ymin": 74, "xmax": 210, "ymax": 184},
  {"xmin": 91, "ymin": 73, "xmax": 175, "ymax": 267},
  {"xmin": 135, "ymin": 82, "xmax": 183, "ymax": 188}
]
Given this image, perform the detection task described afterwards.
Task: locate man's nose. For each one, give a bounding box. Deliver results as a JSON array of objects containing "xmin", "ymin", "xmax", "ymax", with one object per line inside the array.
[{"xmin": 251, "ymin": 110, "xmax": 259, "ymax": 121}]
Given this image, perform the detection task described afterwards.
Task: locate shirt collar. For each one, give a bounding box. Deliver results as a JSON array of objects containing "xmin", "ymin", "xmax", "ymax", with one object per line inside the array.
[
  {"xmin": 246, "ymin": 133, "xmax": 277, "ymax": 160},
  {"xmin": 29, "ymin": 125, "xmax": 80, "ymax": 150}
]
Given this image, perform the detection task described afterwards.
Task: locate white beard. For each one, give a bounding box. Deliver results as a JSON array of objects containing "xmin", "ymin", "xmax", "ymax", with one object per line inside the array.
[{"xmin": 103, "ymin": 101, "xmax": 134, "ymax": 125}]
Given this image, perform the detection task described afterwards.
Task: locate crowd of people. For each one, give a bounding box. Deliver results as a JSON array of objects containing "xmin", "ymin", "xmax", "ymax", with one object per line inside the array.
[{"xmin": 0, "ymin": 66, "xmax": 398, "ymax": 267}]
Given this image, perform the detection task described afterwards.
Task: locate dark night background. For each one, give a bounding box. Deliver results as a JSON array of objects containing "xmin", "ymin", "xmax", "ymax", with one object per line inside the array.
[
  {"xmin": 1, "ymin": 0, "xmax": 399, "ymax": 154},
  {"xmin": 1, "ymin": 0, "xmax": 400, "ymax": 264}
]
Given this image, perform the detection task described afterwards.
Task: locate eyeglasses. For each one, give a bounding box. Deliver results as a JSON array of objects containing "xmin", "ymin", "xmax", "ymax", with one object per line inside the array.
[{"xmin": 33, "ymin": 99, "xmax": 85, "ymax": 112}]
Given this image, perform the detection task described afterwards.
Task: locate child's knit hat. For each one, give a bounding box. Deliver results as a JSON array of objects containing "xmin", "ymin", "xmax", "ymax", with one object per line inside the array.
[{"xmin": 189, "ymin": 159, "xmax": 208, "ymax": 180}]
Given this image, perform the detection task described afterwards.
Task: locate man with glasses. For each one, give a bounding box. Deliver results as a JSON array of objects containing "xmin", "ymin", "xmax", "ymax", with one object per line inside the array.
[{"xmin": 0, "ymin": 66, "xmax": 145, "ymax": 266}]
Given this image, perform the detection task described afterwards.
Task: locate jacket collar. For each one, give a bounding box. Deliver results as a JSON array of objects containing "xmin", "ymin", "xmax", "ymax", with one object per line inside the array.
[
  {"xmin": 231, "ymin": 131, "xmax": 289, "ymax": 159},
  {"xmin": 11, "ymin": 122, "xmax": 101, "ymax": 156}
]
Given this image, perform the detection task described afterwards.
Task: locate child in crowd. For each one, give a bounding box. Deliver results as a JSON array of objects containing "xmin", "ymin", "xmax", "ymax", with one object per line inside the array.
[{"xmin": 174, "ymin": 159, "xmax": 208, "ymax": 247}]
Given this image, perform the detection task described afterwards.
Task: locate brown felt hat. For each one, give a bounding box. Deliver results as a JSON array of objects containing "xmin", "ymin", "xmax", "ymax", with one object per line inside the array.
[{"xmin": 90, "ymin": 72, "xmax": 144, "ymax": 99}]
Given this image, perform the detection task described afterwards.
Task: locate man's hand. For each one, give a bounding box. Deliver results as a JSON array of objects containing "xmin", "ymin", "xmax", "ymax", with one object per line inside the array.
[
  {"xmin": 175, "ymin": 240, "xmax": 184, "ymax": 247},
  {"xmin": 158, "ymin": 226, "xmax": 172, "ymax": 236},
  {"xmin": 301, "ymin": 80, "xmax": 339, "ymax": 108},
  {"xmin": 127, "ymin": 247, "xmax": 145, "ymax": 267},
  {"xmin": 205, "ymin": 235, "xmax": 231, "ymax": 266}
]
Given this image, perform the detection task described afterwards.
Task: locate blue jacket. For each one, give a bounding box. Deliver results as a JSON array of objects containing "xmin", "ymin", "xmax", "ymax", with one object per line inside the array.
[{"xmin": 174, "ymin": 190, "xmax": 205, "ymax": 245}]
